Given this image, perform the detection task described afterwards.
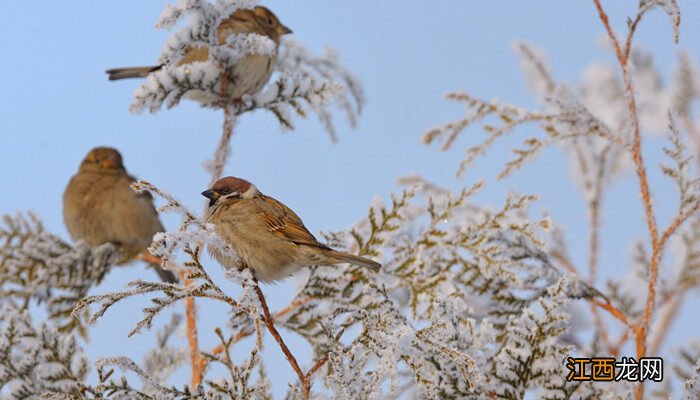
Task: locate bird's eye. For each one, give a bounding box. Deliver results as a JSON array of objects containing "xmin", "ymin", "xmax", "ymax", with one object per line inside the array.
[
  {"xmin": 222, "ymin": 188, "xmax": 230, "ymax": 194},
  {"xmin": 267, "ymin": 17, "xmax": 273, "ymax": 25}
]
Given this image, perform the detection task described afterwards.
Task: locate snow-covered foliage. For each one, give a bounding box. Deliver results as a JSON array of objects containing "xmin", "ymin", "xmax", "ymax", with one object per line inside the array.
[
  {"xmin": 0, "ymin": 308, "xmax": 88, "ymax": 399},
  {"xmin": 73, "ymin": 176, "xmax": 602, "ymax": 399},
  {"xmin": 129, "ymin": 0, "xmax": 363, "ymax": 143},
  {"xmin": 422, "ymin": 0, "xmax": 700, "ymax": 398},
  {"xmin": 1, "ymin": 0, "xmax": 699, "ymax": 399},
  {"xmin": 0, "ymin": 214, "xmax": 120, "ymax": 336}
]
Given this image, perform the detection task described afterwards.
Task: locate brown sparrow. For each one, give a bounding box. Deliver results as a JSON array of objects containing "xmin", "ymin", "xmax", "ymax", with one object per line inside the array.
[
  {"xmin": 106, "ymin": 6, "xmax": 291, "ymax": 101},
  {"xmin": 63, "ymin": 147, "xmax": 178, "ymax": 283},
  {"xmin": 202, "ymin": 177, "xmax": 381, "ymax": 282}
]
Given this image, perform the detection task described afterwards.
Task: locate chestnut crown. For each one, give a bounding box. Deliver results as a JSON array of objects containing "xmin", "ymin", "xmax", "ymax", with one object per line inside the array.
[{"xmin": 202, "ymin": 176, "xmax": 258, "ymax": 206}]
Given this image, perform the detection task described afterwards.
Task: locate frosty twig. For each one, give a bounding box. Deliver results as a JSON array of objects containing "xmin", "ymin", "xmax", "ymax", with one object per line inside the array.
[{"xmin": 592, "ymin": 1, "xmax": 686, "ymax": 398}]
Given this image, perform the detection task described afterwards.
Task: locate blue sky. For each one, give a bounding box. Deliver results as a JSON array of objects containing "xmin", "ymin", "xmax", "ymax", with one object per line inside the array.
[{"xmin": 1, "ymin": 0, "xmax": 699, "ymax": 396}]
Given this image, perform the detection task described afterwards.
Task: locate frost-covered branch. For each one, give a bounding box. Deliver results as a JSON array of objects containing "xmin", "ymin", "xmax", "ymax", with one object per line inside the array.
[
  {"xmin": 0, "ymin": 308, "xmax": 88, "ymax": 399},
  {"xmin": 74, "ymin": 182, "xmax": 257, "ymax": 337},
  {"xmin": 129, "ymin": 0, "xmax": 364, "ymax": 141},
  {"xmin": 423, "ymin": 1, "xmax": 696, "ymax": 397},
  {"xmin": 0, "ymin": 213, "xmax": 121, "ymax": 336}
]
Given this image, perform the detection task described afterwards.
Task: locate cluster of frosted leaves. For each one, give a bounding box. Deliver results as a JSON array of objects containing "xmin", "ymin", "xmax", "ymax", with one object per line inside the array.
[
  {"xmin": 419, "ymin": 2, "xmax": 700, "ymax": 398},
  {"xmin": 666, "ymin": 340, "xmax": 700, "ymax": 399},
  {"xmin": 422, "ymin": 39, "xmax": 626, "ymax": 193},
  {"xmin": 225, "ymin": 179, "xmax": 599, "ymax": 399},
  {"xmin": 72, "ymin": 315, "xmax": 271, "ymax": 400},
  {"xmin": 609, "ymin": 112, "xmax": 700, "ymax": 320},
  {"xmin": 130, "ymin": 0, "xmax": 268, "ymax": 112},
  {"xmin": 421, "ymin": 3, "xmax": 700, "ymax": 360},
  {"xmin": 65, "ymin": 182, "xmax": 274, "ymax": 399},
  {"xmin": 671, "ymin": 216, "xmax": 700, "ymax": 291},
  {"xmin": 74, "ymin": 181, "xmax": 260, "ymax": 338},
  {"xmin": 0, "ymin": 213, "xmax": 121, "ymax": 336},
  {"xmin": 660, "ymin": 115, "xmax": 700, "ymax": 221},
  {"xmin": 424, "ymin": 42, "xmax": 697, "ymax": 200},
  {"xmin": 638, "ymin": 0, "xmax": 681, "ymax": 43},
  {"xmin": 683, "ymin": 366, "xmax": 700, "ymax": 400},
  {"xmin": 0, "ymin": 307, "xmax": 88, "ymax": 399},
  {"xmin": 130, "ymin": 0, "xmax": 364, "ymax": 141},
  {"xmin": 255, "ymin": 38, "xmax": 365, "ymax": 141},
  {"xmin": 141, "ymin": 314, "xmax": 189, "ymax": 392},
  {"xmin": 55, "ymin": 177, "xmax": 603, "ymax": 399},
  {"xmin": 422, "ymin": 0, "xmax": 690, "ymax": 204},
  {"xmin": 13, "ymin": 308, "xmax": 269, "ymax": 400},
  {"xmin": 655, "ymin": 122, "xmax": 700, "ymax": 296},
  {"xmin": 610, "ymin": 93, "xmax": 700, "ymax": 348}
]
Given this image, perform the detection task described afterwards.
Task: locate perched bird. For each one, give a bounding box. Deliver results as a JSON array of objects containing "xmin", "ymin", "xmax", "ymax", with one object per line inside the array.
[
  {"xmin": 106, "ymin": 6, "xmax": 292, "ymax": 102},
  {"xmin": 202, "ymin": 177, "xmax": 381, "ymax": 282},
  {"xmin": 63, "ymin": 147, "xmax": 178, "ymax": 283}
]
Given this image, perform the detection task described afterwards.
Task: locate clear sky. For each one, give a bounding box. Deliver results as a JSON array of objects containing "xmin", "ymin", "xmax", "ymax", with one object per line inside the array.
[{"xmin": 1, "ymin": 1, "xmax": 699, "ymax": 396}]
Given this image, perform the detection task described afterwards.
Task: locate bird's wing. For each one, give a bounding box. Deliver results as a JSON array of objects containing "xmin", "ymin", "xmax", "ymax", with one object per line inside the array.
[
  {"xmin": 123, "ymin": 174, "xmax": 164, "ymax": 231},
  {"xmin": 256, "ymin": 194, "xmax": 329, "ymax": 249},
  {"xmin": 177, "ymin": 46, "xmax": 210, "ymax": 66}
]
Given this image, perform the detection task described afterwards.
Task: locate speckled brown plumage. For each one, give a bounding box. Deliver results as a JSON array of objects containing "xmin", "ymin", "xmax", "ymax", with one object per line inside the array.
[
  {"xmin": 203, "ymin": 176, "xmax": 381, "ymax": 282},
  {"xmin": 106, "ymin": 6, "xmax": 291, "ymax": 102},
  {"xmin": 63, "ymin": 147, "xmax": 178, "ymax": 283}
]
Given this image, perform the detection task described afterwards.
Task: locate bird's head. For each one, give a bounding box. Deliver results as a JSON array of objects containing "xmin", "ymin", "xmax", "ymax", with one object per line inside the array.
[
  {"xmin": 253, "ymin": 6, "xmax": 292, "ymax": 40},
  {"xmin": 79, "ymin": 147, "xmax": 125, "ymax": 173},
  {"xmin": 202, "ymin": 176, "xmax": 259, "ymax": 207},
  {"xmin": 225, "ymin": 6, "xmax": 291, "ymax": 41}
]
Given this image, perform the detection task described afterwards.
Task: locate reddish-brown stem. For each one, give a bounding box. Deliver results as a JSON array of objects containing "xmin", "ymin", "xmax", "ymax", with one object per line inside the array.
[
  {"xmin": 199, "ymin": 296, "xmax": 313, "ymax": 373},
  {"xmin": 592, "ymin": 2, "xmax": 662, "ymax": 398},
  {"xmin": 660, "ymin": 203, "xmax": 700, "ymax": 250},
  {"xmin": 643, "ymin": 211, "xmax": 699, "ymax": 356},
  {"xmin": 623, "ymin": 13, "xmax": 643, "ymax": 63},
  {"xmin": 590, "ymin": 299, "xmax": 631, "ymax": 327},
  {"xmin": 181, "ymin": 271, "xmax": 203, "ymax": 388},
  {"xmin": 254, "ymin": 285, "xmax": 316, "ymax": 397},
  {"xmin": 306, "ymin": 355, "xmax": 329, "ymax": 384},
  {"xmin": 136, "ymin": 252, "xmax": 163, "ymax": 265},
  {"xmin": 592, "ymin": 0, "xmax": 626, "ymax": 64},
  {"xmin": 137, "ymin": 253, "xmax": 202, "ymax": 388},
  {"xmin": 253, "ymin": 285, "xmax": 329, "ymax": 398},
  {"xmin": 255, "ymin": 286, "xmax": 305, "ymax": 381}
]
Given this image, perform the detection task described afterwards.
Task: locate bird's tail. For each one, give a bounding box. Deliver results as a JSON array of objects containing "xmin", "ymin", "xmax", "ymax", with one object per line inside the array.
[
  {"xmin": 327, "ymin": 250, "xmax": 381, "ymax": 272},
  {"xmin": 106, "ymin": 65, "xmax": 162, "ymax": 80},
  {"xmin": 151, "ymin": 264, "xmax": 179, "ymax": 284}
]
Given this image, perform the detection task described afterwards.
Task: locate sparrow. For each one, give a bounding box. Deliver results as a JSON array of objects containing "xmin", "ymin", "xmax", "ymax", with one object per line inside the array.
[
  {"xmin": 202, "ymin": 177, "xmax": 381, "ymax": 282},
  {"xmin": 63, "ymin": 147, "xmax": 178, "ymax": 283},
  {"xmin": 106, "ymin": 6, "xmax": 292, "ymax": 102}
]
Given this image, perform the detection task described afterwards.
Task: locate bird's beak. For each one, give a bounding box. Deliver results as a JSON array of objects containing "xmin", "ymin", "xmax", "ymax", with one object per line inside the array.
[
  {"xmin": 101, "ymin": 158, "xmax": 117, "ymax": 169},
  {"xmin": 201, "ymin": 189, "xmax": 220, "ymax": 207},
  {"xmin": 279, "ymin": 24, "xmax": 292, "ymax": 35}
]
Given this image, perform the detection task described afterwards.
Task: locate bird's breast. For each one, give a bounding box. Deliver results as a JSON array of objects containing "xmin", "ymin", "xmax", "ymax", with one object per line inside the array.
[{"xmin": 228, "ymin": 52, "xmax": 276, "ymax": 98}]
